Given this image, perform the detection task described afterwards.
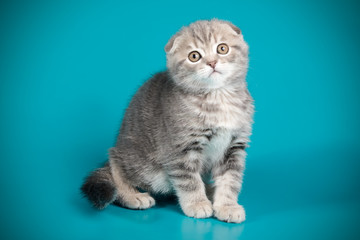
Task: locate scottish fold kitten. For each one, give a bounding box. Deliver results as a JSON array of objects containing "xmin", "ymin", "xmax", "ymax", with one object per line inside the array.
[{"xmin": 81, "ymin": 19, "xmax": 254, "ymax": 223}]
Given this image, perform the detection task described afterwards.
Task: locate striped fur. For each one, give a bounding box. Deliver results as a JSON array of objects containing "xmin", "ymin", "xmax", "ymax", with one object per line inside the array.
[{"xmin": 81, "ymin": 19, "xmax": 254, "ymax": 223}]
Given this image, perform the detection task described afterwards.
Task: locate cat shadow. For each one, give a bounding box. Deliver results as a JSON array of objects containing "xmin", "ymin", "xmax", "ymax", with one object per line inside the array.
[
  {"xmin": 152, "ymin": 194, "xmax": 180, "ymax": 210},
  {"xmin": 102, "ymin": 194, "xmax": 182, "ymax": 223},
  {"xmin": 181, "ymin": 217, "xmax": 245, "ymax": 240}
]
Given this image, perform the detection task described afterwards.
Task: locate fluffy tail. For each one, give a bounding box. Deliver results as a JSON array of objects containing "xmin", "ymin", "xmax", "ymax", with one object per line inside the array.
[{"xmin": 80, "ymin": 164, "xmax": 117, "ymax": 210}]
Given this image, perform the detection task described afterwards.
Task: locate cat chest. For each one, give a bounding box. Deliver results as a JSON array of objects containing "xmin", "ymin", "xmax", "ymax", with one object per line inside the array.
[
  {"xmin": 203, "ymin": 129, "xmax": 233, "ymax": 167},
  {"xmin": 190, "ymin": 93, "xmax": 250, "ymax": 129}
]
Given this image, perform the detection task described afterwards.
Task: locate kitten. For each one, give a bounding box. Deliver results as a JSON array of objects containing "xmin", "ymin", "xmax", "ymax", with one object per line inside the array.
[{"xmin": 81, "ymin": 19, "xmax": 254, "ymax": 223}]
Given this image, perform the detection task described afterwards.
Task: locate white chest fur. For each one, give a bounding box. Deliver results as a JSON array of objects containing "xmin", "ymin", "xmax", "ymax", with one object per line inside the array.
[
  {"xmin": 203, "ymin": 128, "xmax": 232, "ymax": 169},
  {"xmin": 183, "ymin": 87, "xmax": 253, "ymax": 171}
]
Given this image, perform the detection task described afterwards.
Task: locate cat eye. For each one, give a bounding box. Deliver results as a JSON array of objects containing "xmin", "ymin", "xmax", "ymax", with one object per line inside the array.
[
  {"xmin": 188, "ymin": 51, "xmax": 202, "ymax": 62},
  {"xmin": 217, "ymin": 43, "xmax": 229, "ymax": 55}
]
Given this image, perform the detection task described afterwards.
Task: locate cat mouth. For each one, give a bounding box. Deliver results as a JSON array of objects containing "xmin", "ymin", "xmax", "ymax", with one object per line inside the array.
[{"xmin": 209, "ymin": 70, "xmax": 221, "ymax": 77}]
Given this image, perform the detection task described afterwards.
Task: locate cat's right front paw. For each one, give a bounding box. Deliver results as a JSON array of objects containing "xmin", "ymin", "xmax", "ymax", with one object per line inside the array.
[
  {"xmin": 182, "ymin": 200, "xmax": 213, "ymax": 218},
  {"xmin": 214, "ymin": 204, "xmax": 246, "ymax": 223}
]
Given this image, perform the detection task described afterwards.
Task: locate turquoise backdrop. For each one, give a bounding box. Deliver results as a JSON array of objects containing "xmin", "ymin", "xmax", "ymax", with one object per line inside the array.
[{"xmin": 1, "ymin": 0, "xmax": 359, "ymax": 239}]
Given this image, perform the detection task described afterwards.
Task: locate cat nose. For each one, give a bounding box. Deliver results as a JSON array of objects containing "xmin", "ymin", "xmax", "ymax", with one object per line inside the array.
[{"xmin": 207, "ymin": 60, "xmax": 217, "ymax": 69}]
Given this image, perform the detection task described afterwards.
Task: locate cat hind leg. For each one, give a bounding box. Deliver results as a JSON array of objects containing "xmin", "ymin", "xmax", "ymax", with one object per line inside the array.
[{"xmin": 110, "ymin": 160, "xmax": 155, "ymax": 210}]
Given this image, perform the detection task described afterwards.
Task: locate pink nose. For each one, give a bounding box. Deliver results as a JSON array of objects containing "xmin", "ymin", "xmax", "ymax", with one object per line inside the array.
[{"xmin": 207, "ymin": 60, "xmax": 217, "ymax": 69}]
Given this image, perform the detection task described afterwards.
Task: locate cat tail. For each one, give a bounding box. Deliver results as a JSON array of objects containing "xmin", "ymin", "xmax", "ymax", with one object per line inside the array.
[{"xmin": 80, "ymin": 163, "xmax": 117, "ymax": 210}]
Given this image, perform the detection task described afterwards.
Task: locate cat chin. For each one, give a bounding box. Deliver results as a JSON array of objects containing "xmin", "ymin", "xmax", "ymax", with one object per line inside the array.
[
  {"xmin": 201, "ymin": 80, "xmax": 226, "ymax": 90},
  {"xmin": 172, "ymin": 72, "xmax": 233, "ymax": 93},
  {"xmin": 189, "ymin": 74, "xmax": 230, "ymax": 90}
]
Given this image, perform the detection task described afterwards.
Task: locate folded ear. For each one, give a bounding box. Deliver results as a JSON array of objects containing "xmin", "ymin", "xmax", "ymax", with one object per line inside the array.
[
  {"xmin": 224, "ymin": 21, "xmax": 241, "ymax": 35},
  {"xmin": 165, "ymin": 33, "xmax": 181, "ymax": 53}
]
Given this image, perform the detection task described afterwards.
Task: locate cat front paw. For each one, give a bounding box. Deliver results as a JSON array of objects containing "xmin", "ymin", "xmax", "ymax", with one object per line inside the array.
[
  {"xmin": 182, "ymin": 200, "xmax": 213, "ymax": 218},
  {"xmin": 214, "ymin": 204, "xmax": 245, "ymax": 223}
]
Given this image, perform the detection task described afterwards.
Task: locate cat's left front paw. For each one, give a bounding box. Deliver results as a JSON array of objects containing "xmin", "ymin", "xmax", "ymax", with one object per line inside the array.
[{"xmin": 213, "ymin": 204, "xmax": 246, "ymax": 223}]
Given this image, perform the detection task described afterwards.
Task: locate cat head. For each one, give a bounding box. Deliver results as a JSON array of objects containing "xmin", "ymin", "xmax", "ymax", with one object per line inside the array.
[{"xmin": 165, "ymin": 19, "xmax": 249, "ymax": 93}]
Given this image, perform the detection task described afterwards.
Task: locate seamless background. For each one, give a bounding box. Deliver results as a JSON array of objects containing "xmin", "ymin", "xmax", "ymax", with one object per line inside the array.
[{"xmin": 1, "ymin": 0, "xmax": 360, "ymax": 239}]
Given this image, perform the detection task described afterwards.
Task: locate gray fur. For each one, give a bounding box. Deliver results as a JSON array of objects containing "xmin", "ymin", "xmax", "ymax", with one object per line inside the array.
[
  {"xmin": 81, "ymin": 19, "xmax": 254, "ymax": 223},
  {"xmin": 80, "ymin": 163, "xmax": 117, "ymax": 209}
]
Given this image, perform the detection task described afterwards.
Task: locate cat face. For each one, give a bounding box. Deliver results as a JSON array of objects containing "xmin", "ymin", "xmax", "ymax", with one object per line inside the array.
[{"xmin": 165, "ymin": 19, "xmax": 249, "ymax": 93}]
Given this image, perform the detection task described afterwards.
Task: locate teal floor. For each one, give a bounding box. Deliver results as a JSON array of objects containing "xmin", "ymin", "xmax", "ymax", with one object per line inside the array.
[
  {"xmin": 1, "ymin": 146, "xmax": 359, "ymax": 240},
  {"xmin": 70, "ymin": 197, "xmax": 359, "ymax": 240}
]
